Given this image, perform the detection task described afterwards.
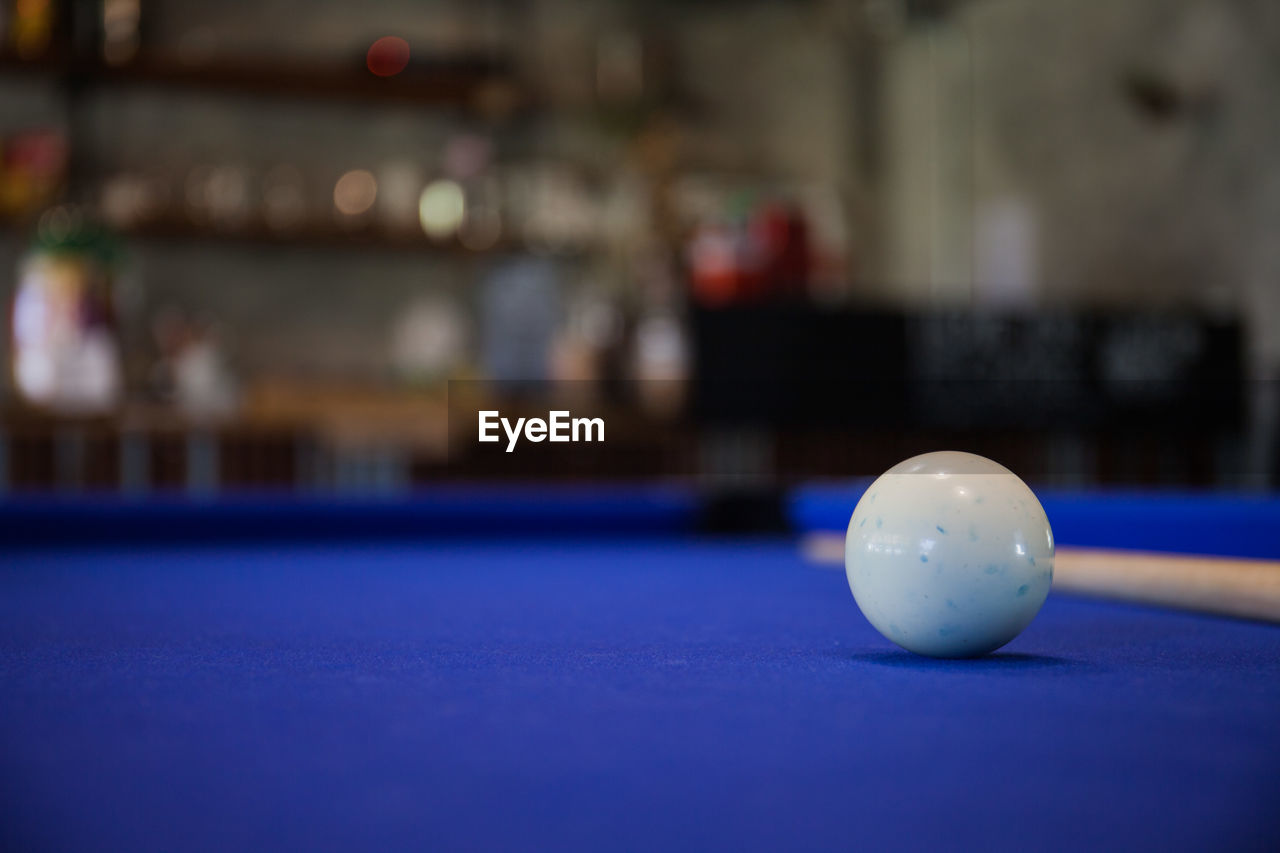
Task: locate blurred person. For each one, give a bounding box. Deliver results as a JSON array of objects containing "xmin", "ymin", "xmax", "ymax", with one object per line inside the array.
[
  {"xmin": 150, "ymin": 307, "xmax": 237, "ymax": 420},
  {"xmin": 11, "ymin": 216, "xmax": 123, "ymax": 413},
  {"xmin": 480, "ymin": 254, "xmax": 562, "ymax": 390}
]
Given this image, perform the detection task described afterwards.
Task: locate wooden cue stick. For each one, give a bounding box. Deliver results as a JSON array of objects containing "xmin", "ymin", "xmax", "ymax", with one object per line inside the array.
[{"xmin": 798, "ymin": 533, "xmax": 1280, "ymax": 624}]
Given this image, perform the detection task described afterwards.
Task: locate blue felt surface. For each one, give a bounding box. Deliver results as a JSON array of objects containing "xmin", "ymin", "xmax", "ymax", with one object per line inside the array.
[
  {"xmin": 3, "ymin": 540, "xmax": 1279, "ymax": 852},
  {"xmin": 790, "ymin": 483, "xmax": 1280, "ymax": 559}
]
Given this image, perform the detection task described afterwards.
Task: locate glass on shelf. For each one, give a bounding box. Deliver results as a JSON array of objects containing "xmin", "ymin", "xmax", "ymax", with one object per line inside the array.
[
  {"xmin": 102, "ymin": 0, "xmax": 141, "ymax": 66},
  {"xmin": 11, "ymin": 0, "xmax": 56, "ymax": 59},
  {"xmin": 99, "ymin": 170, "xmax": 166, "ymax": 229},
  {"xmin": 0, "ymin": 128, "xmax": 69, "ymax": 220},
  {"xmin": 182, "ymin": 163, "xmax": 253, "ymax": 230},
  {"xmin": 459, "ymin": 174, "xmax": 502, "ymax": 251},
  {"xmin": 511, "ymin": 163, "xmax": 599, "ymax": 253},
  {"xmin": 333, "ymin": 168, "xmax": 377, "ymax": 228},
  {"xmin": 376, "ymin": 159, "xmax": 424, "ymax": 234},
  {"xmin": 205, "ymin": 165, "xmax": 252, "ymax": 230},
  {"xmin": 418, "ymin": 179, "xmax": 464, "ymax": 240},
  {"xmin": 261, "ymin": 163, "xmax": 308, "ymax": 233}
]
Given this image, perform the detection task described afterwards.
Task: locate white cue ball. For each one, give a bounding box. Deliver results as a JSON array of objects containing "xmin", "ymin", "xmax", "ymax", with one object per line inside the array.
[{"xmin": 845, "ymin": 451, "xmax": 1054, "ymax": 658}]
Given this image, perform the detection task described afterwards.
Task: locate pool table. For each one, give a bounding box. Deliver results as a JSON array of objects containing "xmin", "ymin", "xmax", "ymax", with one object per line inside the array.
[{"xmin": 2, "ymin": 487, "xmax": 1279, "ymax": 852}]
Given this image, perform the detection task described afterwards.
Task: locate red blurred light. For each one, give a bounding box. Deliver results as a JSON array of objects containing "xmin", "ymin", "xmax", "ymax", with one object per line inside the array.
[{"xmin": 367, "ymin": 37, "xmax": 410, "ymax": 77}]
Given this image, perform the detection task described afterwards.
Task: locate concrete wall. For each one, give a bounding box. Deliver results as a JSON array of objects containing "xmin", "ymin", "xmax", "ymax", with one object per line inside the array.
[{"xmin": 878, "ymin": 0, "xmax": 1280, "ymax": 372}]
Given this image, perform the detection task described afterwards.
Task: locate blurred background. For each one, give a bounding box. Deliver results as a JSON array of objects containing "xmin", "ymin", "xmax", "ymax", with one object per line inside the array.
[{"xmin": 0, "ymin": 0, "xmax": 1277, "ymax": 495}]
